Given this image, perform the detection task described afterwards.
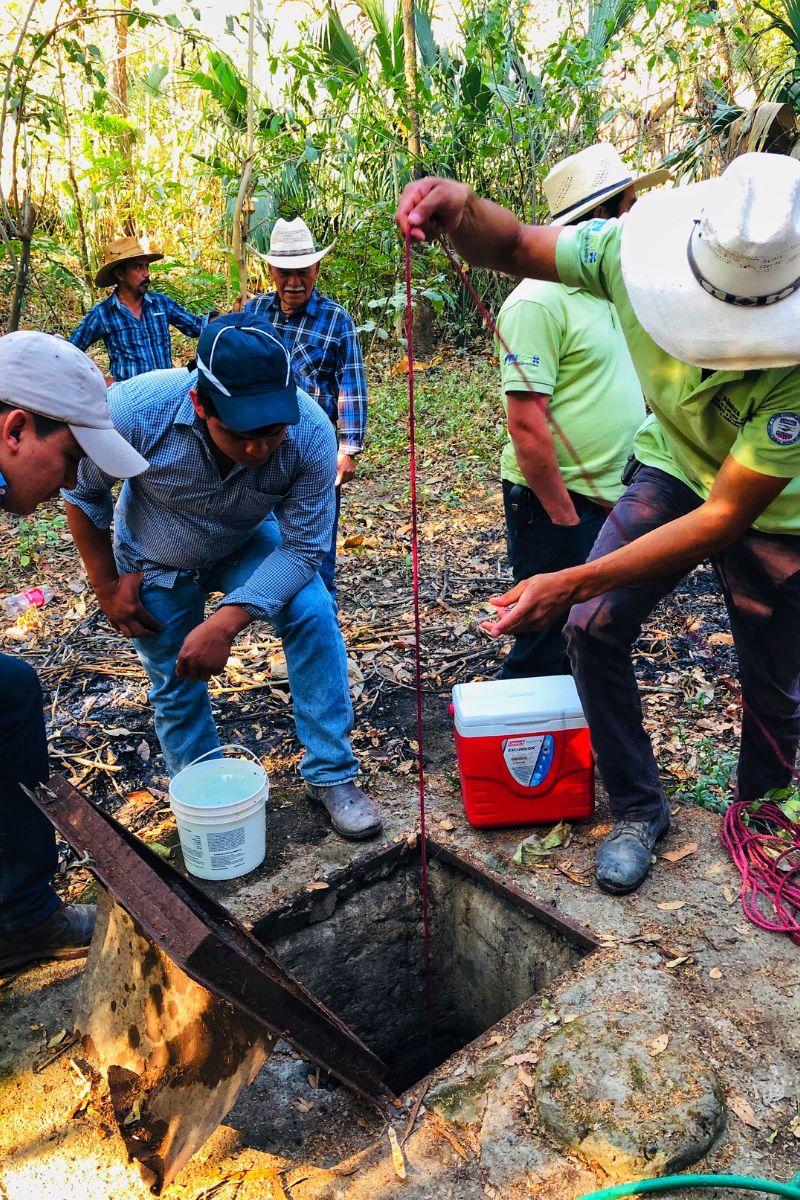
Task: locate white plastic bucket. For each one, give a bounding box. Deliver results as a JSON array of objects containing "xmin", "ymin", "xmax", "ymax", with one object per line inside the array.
[{"xmin": 169, "ymin": 745, "xmax": 268, "ymax": 881}]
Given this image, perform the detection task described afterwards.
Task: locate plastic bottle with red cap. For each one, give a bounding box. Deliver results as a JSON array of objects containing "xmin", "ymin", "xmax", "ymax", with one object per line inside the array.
[{"xmin": 2, "ymin": 585, "xmax": 54, "ymax": 617}]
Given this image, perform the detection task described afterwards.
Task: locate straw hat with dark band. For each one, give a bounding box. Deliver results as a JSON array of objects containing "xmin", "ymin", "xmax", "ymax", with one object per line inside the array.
[
  {"xmin": 95, "ymin": 236, "xmax": 164, "ymax": 288},
  {"xmin": 544, "ymin": 143, "xmax": 670, "ymax": 226}
]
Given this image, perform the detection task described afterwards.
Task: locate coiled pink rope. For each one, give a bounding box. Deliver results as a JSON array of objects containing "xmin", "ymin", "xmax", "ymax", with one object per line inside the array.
[{"xmin": 722, "ymin": 802, "xmax": 800, "ymax": 942}]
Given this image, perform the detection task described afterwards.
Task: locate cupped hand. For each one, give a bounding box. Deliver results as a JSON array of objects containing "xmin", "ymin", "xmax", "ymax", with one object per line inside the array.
[
  {"xmin": 479, "ymin": 572, "xmax": 576, "ymax": 637},
  {"xmin": 175, "ymin": 615, "xmax": 236, "ymax": 681},
  {"xmin": 395, "ymin": 177, "xmax": 472, "ymax": 243},
  {"xmin": 336, "ymin": 452, "xmax": 358, "ymax": 487},
  {"xmin": 96, "ymin": 572, "xmax": 163, "ymax": 640}
]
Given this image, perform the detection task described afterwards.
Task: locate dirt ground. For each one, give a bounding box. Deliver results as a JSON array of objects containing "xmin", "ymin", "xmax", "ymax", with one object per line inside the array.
[{"xmin": 1, "ymin": 375, "xmax": 797, "ymax": 1199}]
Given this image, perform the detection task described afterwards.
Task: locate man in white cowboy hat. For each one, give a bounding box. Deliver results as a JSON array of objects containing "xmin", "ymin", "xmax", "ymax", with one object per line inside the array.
[
  {"xmin": 70, "ymin": 236, "xmax": 212, "ymax": 383},
  {"xmin": 496, "ymin": 144, "xmax": 660, "ymax": 679},
  {"xmin": 245, "ymin": 217, "xmax": 368, "ymax": 594},
  {"xmin": 0, "ymin": 332, "xmax": 148, "ymax": 975},
  {"xmin": 397, "ymin": 151, "xmax": 800, "ymax": 894}
]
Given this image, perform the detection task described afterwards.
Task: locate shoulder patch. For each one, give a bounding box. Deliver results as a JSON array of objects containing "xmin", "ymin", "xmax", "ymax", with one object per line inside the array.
[{"xmin": 767, "ymin": 412, "xmax": 800, "ymax": 446}]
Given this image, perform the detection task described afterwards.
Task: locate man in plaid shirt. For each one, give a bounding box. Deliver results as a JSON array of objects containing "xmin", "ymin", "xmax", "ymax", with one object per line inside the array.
[
  {"xmin": 246, "ymin": 218, "xmax": 368, "ymax": 593},
  {"xmin": 70, "ymin": 236, "xmax": 210, "ymax": 382},
  {"xmin": 64, "ymin": 313, "xmax": 382, "ymax": 842}
]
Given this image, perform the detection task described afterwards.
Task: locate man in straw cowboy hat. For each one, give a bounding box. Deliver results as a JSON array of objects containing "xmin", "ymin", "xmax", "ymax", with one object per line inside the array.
[
  {"xmin": 70, "ymin": 236, "xmax": 212, "ymax": 383},
  {"xmin": 246, "ymin": 218, "xmax": 368, "ymax": 594},
  {"xmin": 0, "ymin": 332, "xmax": 148, "ymax": 974},
  {"xmin": 397, "ymin": 151, "xmax": 800, "ymax": 894},
  {"xmin": 496, "ymin": 144, "xmax": 662, "ymax": 679}
]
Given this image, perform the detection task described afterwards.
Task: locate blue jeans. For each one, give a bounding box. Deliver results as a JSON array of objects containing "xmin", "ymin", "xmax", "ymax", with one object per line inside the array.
[
  {"xmin": 0, "ymin": 655, "xmax": 60, "ymax": 934},
  {"xmin": 133, "ymin": 517, "xmax": 359, "ymax": 781},
  {"xmin": 319, "ymin": 484, "xmax": 341, "ymax": 596},
  {"xmin": 565, "ymin": 466, "xmax": 800, "ymax": 821},
  {"xmin": 501, "ymin": 480, "xmax": 608, "ymax": 678}
]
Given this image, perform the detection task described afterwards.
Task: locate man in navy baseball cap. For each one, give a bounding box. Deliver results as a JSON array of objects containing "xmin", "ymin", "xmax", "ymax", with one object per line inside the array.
[
  {"xmin": 64, "ymin": 313, "xmax": 382, "ymax": 842},
  {"xmin": 196, "ymin": 312, "xmax": 300, "ymax": 432}
]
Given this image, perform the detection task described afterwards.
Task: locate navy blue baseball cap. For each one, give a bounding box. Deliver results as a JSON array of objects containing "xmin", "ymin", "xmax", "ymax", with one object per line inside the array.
[{"xmin": 196, "ymin": 312, "xmax": 299, "ymax": 432}]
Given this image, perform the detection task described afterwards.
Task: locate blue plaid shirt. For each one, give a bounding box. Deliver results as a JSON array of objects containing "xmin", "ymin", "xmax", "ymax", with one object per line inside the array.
[
  {"xmin": 62, "ymin": 368, "xmax": 336, "ymax": 619},
  {"xmin": 69, "ymin": 291, "xmax": 207, "ymax": 381},
  {"xmin": 245, "ymin": 289, "xmax": 367, "ymax": 455}
]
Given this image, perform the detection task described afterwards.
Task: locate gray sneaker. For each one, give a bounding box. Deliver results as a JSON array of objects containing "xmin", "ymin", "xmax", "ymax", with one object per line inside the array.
[
  {"xmin": 595, "ymin": 800, "xmax": 671, "ymax": 895},
  {"xmin": 0, "ymin": 903, "xmax": 96, "ymax": 975},
  {"xmin": 305, "ymin": 781, "xmax": 383, "ymax": 841}
]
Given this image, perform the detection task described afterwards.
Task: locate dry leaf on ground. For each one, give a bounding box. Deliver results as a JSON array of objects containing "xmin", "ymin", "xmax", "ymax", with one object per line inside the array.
[
  {"xmin": 661, "ymin": 842, "xmax": 698, "ymax": 863},
  {"xmin": 648, "ymin": 1033, "xmax": 670, "ymax": 1056},
  {"xmin": 730, "ymin": 1096, "xmax": 761, "ymax": 1129},
  {"xmin": 388, "ymin": 1127, "xmax": 406, "ymax": 1179}
]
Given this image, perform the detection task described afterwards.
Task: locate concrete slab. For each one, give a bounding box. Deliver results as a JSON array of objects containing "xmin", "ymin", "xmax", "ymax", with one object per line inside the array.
[{"xmin": 1, "ymin": 770, "xmax": 799, "ymax": 1199}]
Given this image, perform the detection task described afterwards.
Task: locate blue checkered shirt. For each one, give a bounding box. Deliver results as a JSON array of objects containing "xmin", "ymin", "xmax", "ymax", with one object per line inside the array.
[
  {"xmin": 69, "ymin": 290, "xmax": 207, "ymax": 381},
  {"xmin": 62, "ymin": 368, "xmax": 336, "ymax": 619},
  {"xmin": 245, "ymin": 288, "xmax": 367, "ymax": 455}
]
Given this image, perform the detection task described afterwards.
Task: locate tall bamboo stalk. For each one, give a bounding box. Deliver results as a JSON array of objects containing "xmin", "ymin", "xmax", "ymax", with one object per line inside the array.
[
  {"xmin": 231, "ymin": 0, "xmax": 255, "ymax": 307},
  {"xmin": 401, "ymin": 0, "xmax": 421, "ymax": 176}
]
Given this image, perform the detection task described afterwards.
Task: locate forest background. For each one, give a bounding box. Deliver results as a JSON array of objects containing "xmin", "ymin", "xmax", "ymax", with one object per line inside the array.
[{"xmin": 3, "ymin": 0, "xmax": 800, "ymax": 349}]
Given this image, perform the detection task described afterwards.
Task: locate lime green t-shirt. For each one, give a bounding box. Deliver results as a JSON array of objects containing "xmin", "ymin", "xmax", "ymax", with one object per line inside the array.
[
  {"xmin": 555, "ymin": 218, "xmax": 800, "ymax": 534},
  {"xmin": 497, "ymin": 278, "xmax": 645, "ymax": 503}
]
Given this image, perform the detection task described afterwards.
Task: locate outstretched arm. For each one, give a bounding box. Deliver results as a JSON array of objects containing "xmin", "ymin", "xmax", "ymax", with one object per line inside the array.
[
  {"xmin": 395, "ymin": 177, "xmax": 561, "ymax": 282},
  {"xmin": 482, "ymin": 457, "xmax": 791, "ymax": 636}
]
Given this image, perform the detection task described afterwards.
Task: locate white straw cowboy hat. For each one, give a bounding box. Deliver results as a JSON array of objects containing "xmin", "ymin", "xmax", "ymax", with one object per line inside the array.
[
  {"xmin": 620, "ymin": 152, "xmax": 800, "ymax": 370},
  {"xmin": 544, "ymin": 143, "xmax": 670, "ymax": 226},
  {"xmin": 265, "ymin": 217, "xmax": 333, "ymax": 269},
  {"xmin": 95, "ymin": 236, "xmax": 163, "ymax": 288}
]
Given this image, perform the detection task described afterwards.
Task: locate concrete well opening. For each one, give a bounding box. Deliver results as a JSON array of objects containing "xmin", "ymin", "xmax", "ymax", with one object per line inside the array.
[{"xmin": 252, "ymin": 839, "xmax": 596, "ymax": 1095}]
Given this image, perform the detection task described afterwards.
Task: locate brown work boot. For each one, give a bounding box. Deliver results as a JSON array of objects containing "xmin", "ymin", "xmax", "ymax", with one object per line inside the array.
[{"xmin": 0, "ymin": 904, "xmax": 96, "ymax": 975}]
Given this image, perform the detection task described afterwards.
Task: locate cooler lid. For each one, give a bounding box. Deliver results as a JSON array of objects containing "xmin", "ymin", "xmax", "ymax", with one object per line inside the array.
[{"xmin": 452, "ymin": 675, "xmax": 587, "ymax": 737}]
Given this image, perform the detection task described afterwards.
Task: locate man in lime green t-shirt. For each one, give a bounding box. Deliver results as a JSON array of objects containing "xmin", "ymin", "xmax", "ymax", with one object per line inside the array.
[
  {"xmin": 497, "ymin": 145, "xmax": 648, "ymax": 678},
  {"xmin": 397, "ymin": 153, "xmax": 800, "ymax": 895}
]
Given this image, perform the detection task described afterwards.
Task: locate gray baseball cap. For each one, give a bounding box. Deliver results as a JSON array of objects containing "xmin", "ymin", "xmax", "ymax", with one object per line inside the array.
[{"xmin": 0, "ymin": 331, "xmax": 149, "ymax": 477}]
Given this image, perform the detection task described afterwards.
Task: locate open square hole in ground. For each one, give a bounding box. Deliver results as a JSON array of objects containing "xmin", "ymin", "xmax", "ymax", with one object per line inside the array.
[{"xmin": 252, "ymin": 839, "xmax": 597, "ymax": 1095}]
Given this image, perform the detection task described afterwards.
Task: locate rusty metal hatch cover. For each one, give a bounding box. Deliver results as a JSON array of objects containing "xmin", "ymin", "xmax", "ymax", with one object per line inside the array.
[{"xmin": 31, "ymin": 774, "xmax": 387, "ymax": 1098}]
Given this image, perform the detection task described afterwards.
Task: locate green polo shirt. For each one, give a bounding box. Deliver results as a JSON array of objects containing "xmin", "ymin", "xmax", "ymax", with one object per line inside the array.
[
  {"xmin": 497, "ymin": 279, "xmax": 645, "ymax": 503},
  {"xmin": 555, "ymin": 218, "xmax": 800, "ymax": 534}
]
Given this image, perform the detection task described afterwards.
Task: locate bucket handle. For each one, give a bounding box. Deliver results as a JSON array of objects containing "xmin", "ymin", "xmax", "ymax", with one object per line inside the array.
[{"xmin": 185, "ymin": 744, "xmax": 263, "ymax": 769}]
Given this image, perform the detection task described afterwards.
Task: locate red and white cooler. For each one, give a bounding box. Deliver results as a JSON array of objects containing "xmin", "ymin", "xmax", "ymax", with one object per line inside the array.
[{"xmin": 451, "ymin": 676, "xmax": 594, "ymax": 828}]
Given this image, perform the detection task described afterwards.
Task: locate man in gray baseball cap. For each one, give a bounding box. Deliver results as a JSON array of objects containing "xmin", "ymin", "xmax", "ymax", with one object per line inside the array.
[{"xmin": 0, "ymin": 332, "xmax": 148, "ymax": 975}]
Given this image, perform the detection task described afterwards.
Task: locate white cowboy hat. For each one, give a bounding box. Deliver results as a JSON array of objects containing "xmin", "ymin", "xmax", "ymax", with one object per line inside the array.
[
  {"xmin": 544, "ymin": 143, "xmax": 670, "ymax": 226},
  {"xmin": 620, "ymin": 152, "xmax": 800, "ymax": 370},
  {"xmin": 265, "ymin": 217, "xmax": 333, "ymax": 269}
]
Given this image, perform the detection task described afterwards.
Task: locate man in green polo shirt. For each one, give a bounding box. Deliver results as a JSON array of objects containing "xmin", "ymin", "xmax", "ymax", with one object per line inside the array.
[
  {"xmin": 396, "ymin": 152, "xmax": 800, "ymax": 894},
  {"xmin": 497, "ymin": 144, "xmax": 649, "ymax": 678}
]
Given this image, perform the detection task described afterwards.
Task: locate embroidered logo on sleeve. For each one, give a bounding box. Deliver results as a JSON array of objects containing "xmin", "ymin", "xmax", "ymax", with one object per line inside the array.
[
  {"xmin": 767, "ymin": 412, "xmax": 800, "ymax": 446},
  {"xmin": 578, "ymin": 219, "xmax": 607, "ymax": 266},
  {"xmin": 504, "ymin": 353, "xmax": 540, "ymax": 367}
]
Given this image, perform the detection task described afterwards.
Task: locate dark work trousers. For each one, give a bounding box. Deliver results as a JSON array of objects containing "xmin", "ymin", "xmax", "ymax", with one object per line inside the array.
[
  {"xmin": 0, "ymin": 655, "xmax": 58, "ymax": 933},
  {"xmin": 501, "ymin": 479, "xmax": 609, "ymax": 678},
  {"xmin": 565, "ymin": 465, "xmax": 800, "ymax": 822}
]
